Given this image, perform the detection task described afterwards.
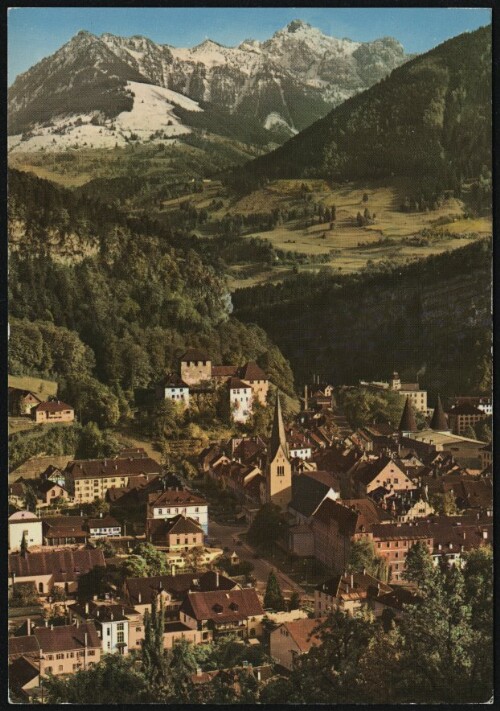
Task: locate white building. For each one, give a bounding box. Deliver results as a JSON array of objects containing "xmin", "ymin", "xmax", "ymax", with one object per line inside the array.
[
  {"xmin": 228, "ymin": 377, "xmax": 253, "ymax": 423},
  {"xmin": 8, "ymin": 511, "xmax": 43, "ymax": 552},
  {"xmin": 147, "ymin": 489, "xmax": 209, "ymax": 535},
  {"xmin": 87, "ymin": 515, "xmax": 122, "ymax": 538},
  {"xmin": 159, "ymin": 375, "xmax": 190, "ymax": 409}
]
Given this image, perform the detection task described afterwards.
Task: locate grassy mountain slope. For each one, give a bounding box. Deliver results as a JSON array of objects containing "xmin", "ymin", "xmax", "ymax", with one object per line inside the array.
[{"xmin": 235, "ymin": 26, "xmax": 491, "ymax": 190}]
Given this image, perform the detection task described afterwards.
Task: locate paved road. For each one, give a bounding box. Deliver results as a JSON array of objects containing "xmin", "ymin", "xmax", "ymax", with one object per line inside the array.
[{"xmin": 208, "ymin": 520, "xmax": 310, "ymax": 601}]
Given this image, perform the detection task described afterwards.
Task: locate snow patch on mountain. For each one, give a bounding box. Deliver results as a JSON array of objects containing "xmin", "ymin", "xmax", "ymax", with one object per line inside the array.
[
  {"xmin": 263, "ymin": 112, "xmax": 297, "ymax": 134},
  {"xmin": 8, "ymin": 82, "xmax": 202, "ymax": 152}
]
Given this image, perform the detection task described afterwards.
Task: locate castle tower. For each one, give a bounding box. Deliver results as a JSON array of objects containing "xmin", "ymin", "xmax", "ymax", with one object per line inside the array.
[
  {"xmin": 265, "ymin": 395, "xmax": 292, "ymax": 510},
  {"xmin": 390, "ymin": 371, "xmax": 401, "ymax": 390},
  {"xmin": 398, "ymin": 396, "xmax": 418, "ymax": 435},
  {"xmin": 180, "ymin": 348, "xmax": 212, "ymax": 386},
  {"xmin": 430, "ymin": 394, "xmax": 449, "ymax": 431}
]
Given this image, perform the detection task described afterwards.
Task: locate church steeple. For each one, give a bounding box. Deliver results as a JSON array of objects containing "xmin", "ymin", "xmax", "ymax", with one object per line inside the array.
[
  {"xmin": 269, "ymin": 394, "xmax": 289, "ymax": 461},
  {"xmin": 430, "ymin": 394, "xmax": 449, "ymax": 431},
  {"xmin": 398, "ymin": 396, "xmax": 418, "ymax": 433},
  {"xmin": 265, "ymin": 393, "xmax": 292, "ymax": 510}
]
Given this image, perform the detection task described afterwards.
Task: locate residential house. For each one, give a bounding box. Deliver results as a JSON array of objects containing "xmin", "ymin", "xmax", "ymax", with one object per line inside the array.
[
  {"xmin": 228, "ymin": 377, "xmax": 253, "ymax": 423},
  {"xmin": 369, "ymin": 523, "xmax": 434, "ymax": 583},
  {"xmin": 8, "ymin": 389, "xmax": 41, "ymax": 416},
  {"xmin": 447, "ymin": 396, "xmax": 492, "ymax": 416},
  {"xmin": 147, "ymin": 488, "xmax": 208, "ymax": 535},
  {"xmin": 348, "ymin": 455, "xmax": 417, "ymax": 498},
  {"xmin": 270, "ymin": 617, "xmax": 324, "ymax": 671},
  {"xmin": 179, "ymin": 588, "xmax": 264, "ymax": 642},
  {"xmin": 146, "ymin": 514, "xmax": 204, "ymax": 550},
  {"xmin": 310, "ymin": 498, "xmax": 393, "ymax": 574},
  {"xmin": 157, "ymin": 373, "xmax": 190, "ymax": 409},
  {"xmin": 447, "ymin": 403, "xmax": 488, "ymax": 436},
  {"xmin": 314, "ymin": 572, "xmax": 392, "ymax": 618},
  {"xmin": 42, "ymin": 516, "xmax": 90, "ymax": 546},
  {"xmin": 86, "ymin": 515, "xmax": 122, "ymax": 538},
  {"xmin": 8, "ymin": 656, "xmax": 41, "ymax": 701},
  {"xmin": 66, "ymin": 455, "xmax": 161, "ymax": 503},
  {"xmin": 8, "ymin": 622, "xmax": 101, "ymax": 677},
  {"xmin": 8, "ymin": 511, "xmax": 43, "ymax": 552},
  {"xmin": 123, "ymin": 571, "xmax": 239, "ymax": 620},
  {"xmin": 68, "ymin": 602, "xmax": 140, "ymax": 655},
  {"xmin": 238, "ymin": 361, "xmax": 269, "ymax": 406},
  {"xmin": 287, "ymin": 428, "xmax": 313, "ymax": 461},
  {"xmin": 32, "ymin": 401, "xmax": 74, "ymax": 424},
  {"xmin": 36, "ymin": 480, "xmax": 71, "ymax": 507},
  {"xmin": 8, "ymin": 548, "xmax": 106, "ymax": 596}
]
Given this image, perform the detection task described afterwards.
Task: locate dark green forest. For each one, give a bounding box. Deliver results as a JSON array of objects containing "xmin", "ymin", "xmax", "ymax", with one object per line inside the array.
[
  {"xmin": 8, "ymin": 169, "xmax": 295, "ymax": 422},
  {"xmin": 233, "ymin": 26, "xmax": 491, "ymax": 193},
  {"xmin": 233, "ymin": 238, "xmax": 491, "ymax": 396}
]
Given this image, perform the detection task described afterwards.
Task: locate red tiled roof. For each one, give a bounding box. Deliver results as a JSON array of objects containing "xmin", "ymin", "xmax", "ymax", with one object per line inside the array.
[
  {"xmin": 239, "ymin": 361, "xmax": 268, "ymax": 381},
  {"xmin": 228, "ymin": 377, "xmax": 251, "ymax": 390},
  {"xmin": 181, "ymin": 349, "xmax": 210, "ymax": 362},
  {"xmin": 125, "ymin": 571, "xmax": 237, "ymax": 606},
  {"xmin": 9, "ymin": 549, "xmax": 105, "ymax": 582},
  {"xmin": 312, "ymin": 499, "xmax": 358, "ymax": 536},
  {"xmin": 212, "ymin": 365, "xmax": 239, "ymax": 378},
  {"xmin": 10, "ymin": 623, "xmax": 100, "ymax": 656},
  {"xmin": 281, "ymin": 617, "xmax": 325, "ymax": 653},
  {"xmin": 147, "ymin": 514, "xmax": 203, "ymax": 537},
  {"xmin": 9, "ymin": 637, "xmax": 39, "ymax": 658},
  {"xmin": 67, "ymin": 456, "xmax": 161, "ymax": 480},
  {"xmin": 35, "ymin": 622, "xmax": 101, "ymax": 652},
  {"xmin": 180, "ymin": 588, "xmax": 263, "ymax": 623},
  {"xmin": 148, "ymin": 489, "xmax": 206, "ymax": 507},
  {"xmin": 33, "ymin": 401, "xmax": 73, "ymax": 413},
  {"xmin": 341, "ymin": 498, "xmax": 395, "ymax": 531},
  {"xmin": 8, "ymin": 656, "xmax": 40, "ymax": 690}
]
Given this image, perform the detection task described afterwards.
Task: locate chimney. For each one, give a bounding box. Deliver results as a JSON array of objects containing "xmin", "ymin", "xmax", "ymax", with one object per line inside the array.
[
  {"xmin": 304, "ymin": 385, "xmax": 308, "ymax": 411},
  {"xmin": 350, "ymin": 574, "xmax": 354, "ymax": 588},
  {"xmin": 482, "ymin": 530, "xmax": 488, "ymax": 540},
  {"xmin": 159, "ymin": 580, "xmax": 163, "ymax": 590},
  {"xmin": 26, "ymin": 618, "xmax": 31, "ymax": 635},
  {"xmin": 362, "ymin": 567, "xmax": 366, "ymax": 576},
  {"xmin": 45, "ymin": 619, "xmax": 48, "ymax": 627},
  {"xmin": 171, "ymin": 565, "xmax": 176, "ymax": 577},
  {"xmin": 100, "ymin": 512, "xmax": 103, "ymax": 518},
  {"xmin": 196, "ymin": 667, "xmax": 202, "ymax": 676},
  {"xmin": 84, "ymin": 632, "xmax": 88, "ymax": 648},
  {"xmin": 85, "ymin": 602, "xmax": 89, "ymax": 614},
  {"xmin": 216, "ymin": 571, "xmax": 219, "ymax": 588},
  {"xmin": 50, "ymin": 624, "xmax": 54, "ymax": 631},
  {"xmin": 345, "ymin": 584, "xmax": 350, "ymax": 594},
  {"xmin": 138, "ymin": 592, "xmax": 142, "ymax": 604}
]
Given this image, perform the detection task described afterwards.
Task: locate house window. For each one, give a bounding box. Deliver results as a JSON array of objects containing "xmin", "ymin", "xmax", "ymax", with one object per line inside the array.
[
  {"xmin": 117, "ymin": 623, "xmax": 124, "ymax": 631},
  {"xmin": 107, "ymin": 628, "xmax": 110, "ymax": 636},
  {"xmin": 117, "ymin": 631, "xmax": 125, "ymax": 644},
  {"xmin": 88, "ymin": 650, "xmax": 95, "ymax": 656},
  {"xmin": 58, "ymin": 665, "xmax": 63, "ymax": 672},
  {"xmin": 56, "ymin": 653, "xmax": 64, "ymax": 660}
]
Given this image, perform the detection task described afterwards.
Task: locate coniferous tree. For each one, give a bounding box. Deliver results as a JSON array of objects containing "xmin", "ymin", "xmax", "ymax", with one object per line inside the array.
[{"xmin": 264, "ymin": 571, "xmax": 285, "ymax": 611}]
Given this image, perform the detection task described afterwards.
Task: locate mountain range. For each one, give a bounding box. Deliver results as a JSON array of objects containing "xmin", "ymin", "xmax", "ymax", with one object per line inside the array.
[
  {"xmin": 236, "ymin": 25, "xmax": 491, "ymax": 187},
  {"xmin": 8, "ymin": 20, "xmax": 410, "ymax": 149}
]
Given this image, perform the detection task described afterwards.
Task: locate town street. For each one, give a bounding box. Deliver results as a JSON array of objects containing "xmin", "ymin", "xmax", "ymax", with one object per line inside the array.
[{"xmin": 208, "ymin": 520, "xmax": 311, "ymax": 603}]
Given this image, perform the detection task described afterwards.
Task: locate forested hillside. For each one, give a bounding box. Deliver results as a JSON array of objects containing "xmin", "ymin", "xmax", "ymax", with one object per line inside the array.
[
  {"xmin": 235, "ymin": 26, "xmax": 491, "ymax": 192},
  {"xmin": 8, "ymin": 169, "xmax": 295, "ymax": 421},
  {"xmin": 233, "ymin": 238, "xmax": 491, "ymax": 397}
]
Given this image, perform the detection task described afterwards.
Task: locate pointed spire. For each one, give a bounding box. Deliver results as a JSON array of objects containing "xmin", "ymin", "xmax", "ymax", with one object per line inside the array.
[
  {"xmin": 398, "ymin": 396, "xmax": 417, "ymax": 433},
  {"xmin": 269, "ymin": 394, "xmax": 289, "ymax": 460},
  {"xmin": 430, "ymin": 395, "xmax": 449, "ymax": 431}
]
